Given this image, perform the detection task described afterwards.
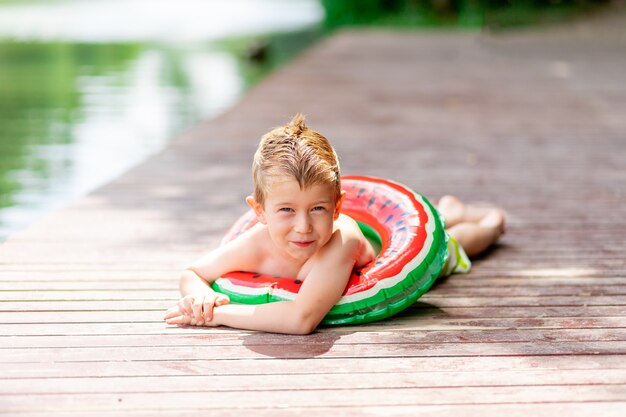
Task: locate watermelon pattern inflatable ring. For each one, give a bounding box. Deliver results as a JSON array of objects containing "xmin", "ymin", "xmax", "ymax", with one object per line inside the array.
[{"xmin": 212, "ymin": 175, "xmax": 449, "ymax": 325}]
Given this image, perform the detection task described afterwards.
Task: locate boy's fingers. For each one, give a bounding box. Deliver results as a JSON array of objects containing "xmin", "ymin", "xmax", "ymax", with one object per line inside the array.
[
  {"xmin": 203, "ymin": 297, "xmax": 215, "ymax": 321},
  {"xmin": 179, "ymin": 298, "xmax": 192, "ymax": 315},
  {"xmin": 216, "ymin": 295, "xmax": 230, "ymax": 306},
  {"xmin": 166, "ymin": 314, "xmax": 190, "ymax": 325},
  {"xmin": 183, "ymin": 295, "xmax": 195, "ymax": 315},
  {"xmin": 192, "ymin": 297, "xmax": 203, "ymax": 322},
  {"xmin": 163, "ymin": 307, "xmax": 181, "ymax": 320}
]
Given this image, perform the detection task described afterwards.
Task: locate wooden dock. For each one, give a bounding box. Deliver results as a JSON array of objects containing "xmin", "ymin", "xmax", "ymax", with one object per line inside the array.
[{"xmin": 2, "ymin": 6, "xmax": 626, "ymax": 416}]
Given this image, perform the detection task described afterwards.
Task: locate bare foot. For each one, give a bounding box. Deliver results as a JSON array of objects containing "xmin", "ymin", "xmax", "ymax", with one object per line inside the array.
[{"xmin": 479, "ymin": 209, "xmax": 506, "ymax": 239}]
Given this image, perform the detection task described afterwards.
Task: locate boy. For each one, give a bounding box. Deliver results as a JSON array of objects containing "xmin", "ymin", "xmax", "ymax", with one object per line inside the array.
[{"xmin": 164, "ymin": 115, "xmax": 505, "ymax": 334}]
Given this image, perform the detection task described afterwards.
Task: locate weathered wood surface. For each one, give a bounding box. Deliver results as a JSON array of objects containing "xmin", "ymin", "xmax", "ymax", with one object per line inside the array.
[{"xmin": 2, "ymin": 5, "xmax": 626, "ymax": 416}]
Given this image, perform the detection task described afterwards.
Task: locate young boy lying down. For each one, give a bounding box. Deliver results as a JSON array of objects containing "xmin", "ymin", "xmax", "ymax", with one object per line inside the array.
[{"xmin": 164, "ymin": 115, "xmax": 505, "ymax": 334}]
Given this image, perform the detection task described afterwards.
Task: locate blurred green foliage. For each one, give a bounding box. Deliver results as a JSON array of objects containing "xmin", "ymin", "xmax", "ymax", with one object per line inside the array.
[{"xmin": 320, "ymin": 0, "xmax": 611, "ymax": 29}]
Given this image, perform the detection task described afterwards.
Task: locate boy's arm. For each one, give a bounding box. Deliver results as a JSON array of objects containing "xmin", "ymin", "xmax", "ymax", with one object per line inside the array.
[
  {"xmin": 208, "ymin": 231, "xmax": 359, "ymax": 334},
  {"xmin": 171, "ymin": 234, "xmax": 259, "ymax": 323},
  {"xmin": 180, "ymin": 234, "xmax": 258, "ymax": 294}
]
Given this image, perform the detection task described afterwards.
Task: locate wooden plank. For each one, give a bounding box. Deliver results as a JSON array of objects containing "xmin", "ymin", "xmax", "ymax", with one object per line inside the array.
[
  {"xmin": 3, "ymin": 355, "xmax": 626, "ymax": 379},
  {"xmin": 0, "ymin": 300, "xmax": 173, "ymax": 311},
  {"xmin": 2, "ymin": 369, "xmax": 626, "ymax": 395},
  {"xmin": 0, "ymin": 291, "xmax": 178, "ymax": 301},
  {"xmin": 421, "ymin": 295, "xmax": 626, "ymax": 307},
  {"xmin": 0, "ymin": 282, "xmax": 178, "ymax": 291},
  {"xmin": 2, "ymin": 385, "xmax": 625, "ymax": 411},
  {"xmin": 8, "ymin": 403, "xmax": 626, "ymax": 417},
  {"xmin": 1, "ymin": 341, "xmax": 625, "ymax": 363},
  {"xmin": 3, "ymin": 328, "xmax": 625, "ymax": 349}
]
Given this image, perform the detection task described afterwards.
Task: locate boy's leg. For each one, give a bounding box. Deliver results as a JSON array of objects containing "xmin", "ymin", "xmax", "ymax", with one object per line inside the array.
[
  {"xmin": 446, "ymin": 210, "xmax": 505, "ymax": 258},
  {"xmin": 437, "ymin": 195, "xmax": 506, "ymax": 257}
]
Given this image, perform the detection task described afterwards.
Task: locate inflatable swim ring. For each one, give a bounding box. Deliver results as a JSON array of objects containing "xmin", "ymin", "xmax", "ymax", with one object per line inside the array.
[{"xmin": 212, "ymin": 175, "xmax": 448, "ymax": 325}]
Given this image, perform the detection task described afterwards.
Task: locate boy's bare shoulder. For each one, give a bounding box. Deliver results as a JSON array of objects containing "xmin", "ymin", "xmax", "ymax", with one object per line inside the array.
[
  {"xmin": 206, "ymin": 223, "xmax": 267, "ymax": 272},
  {"xmin": 325, "ymin": 214, "xmax": 375, "ymax": 265},
  {"xmin": 229, "ymin": 223, "xmax": 269, "ymax": 255},
  {"xmin": 334, "ymin": 213, "xmax": 364, "ymax": 240}
]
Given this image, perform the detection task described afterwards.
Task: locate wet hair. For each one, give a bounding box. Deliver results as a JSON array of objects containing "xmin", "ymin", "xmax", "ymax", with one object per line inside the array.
[{"xmin": 252, "ymin": 114, "xmax": 341, "ymax": 206}]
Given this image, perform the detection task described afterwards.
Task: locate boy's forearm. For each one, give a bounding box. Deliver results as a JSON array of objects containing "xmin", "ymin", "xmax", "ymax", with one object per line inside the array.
[
  {"xmin": 212, "ymin": 302, "xmax": 317, "ymax": 335},
  {"xmin": 179, "ymin": 269, "xmax": 214, "ymax": 295}
]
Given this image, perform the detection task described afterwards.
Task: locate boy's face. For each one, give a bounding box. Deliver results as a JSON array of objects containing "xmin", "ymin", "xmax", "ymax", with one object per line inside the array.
[{"xmin": 247, "ymin": 177, "xmax": 343, "ymax": 263}]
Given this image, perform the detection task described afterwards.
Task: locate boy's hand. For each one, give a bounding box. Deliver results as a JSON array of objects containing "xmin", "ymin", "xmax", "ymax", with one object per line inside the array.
[{"xmin": 163, "ymin": 292, "xmax": 230, "ymax": 326}]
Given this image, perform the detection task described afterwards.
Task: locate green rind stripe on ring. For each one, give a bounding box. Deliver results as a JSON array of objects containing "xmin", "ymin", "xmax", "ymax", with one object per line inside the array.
[{"xmin": 210, "ymin": 283, "xmax": 271, "ymax": 305}]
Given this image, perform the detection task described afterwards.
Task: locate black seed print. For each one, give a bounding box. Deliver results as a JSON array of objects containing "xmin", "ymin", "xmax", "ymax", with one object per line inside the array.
[
  {"xmin": 357, "ymin": 188, "xmax": 366, "ymax": 198},
  {"xmin": 367, "ymin": 196, "xmax": 376, "ymax": 208},
  {"xmin": 384, "ymin": 214, "xmax": 393, "ymax": 224},
  {"xmin": 382, "ymin": 199, "xmax": 392, "ymax": 209}
]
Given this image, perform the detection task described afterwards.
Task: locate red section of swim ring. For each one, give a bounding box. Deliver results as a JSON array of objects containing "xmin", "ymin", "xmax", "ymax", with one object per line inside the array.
[
  {"xmin": 221, "ymin": 271, "xmax": 303, "ymax": 293},
  {"xmin": 220, "ymin": 176, "xmax": 429, "ymax": 296}
]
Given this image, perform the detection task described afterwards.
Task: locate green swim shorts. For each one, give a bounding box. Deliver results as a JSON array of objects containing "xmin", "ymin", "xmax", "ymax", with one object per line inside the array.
[{"xmin": 440, "ymin": 234, "xmax": 471, "ymax": 277}]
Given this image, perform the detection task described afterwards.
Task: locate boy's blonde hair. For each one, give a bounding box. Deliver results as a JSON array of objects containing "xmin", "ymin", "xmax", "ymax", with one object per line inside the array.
[{"xmin": 252, "ymin": 114, "xmax": 341, "ymax": 206}]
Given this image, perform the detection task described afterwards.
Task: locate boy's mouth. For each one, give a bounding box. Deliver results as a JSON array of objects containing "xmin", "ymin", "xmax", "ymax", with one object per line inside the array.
[{"xmin": 291, "ymin": 240, "xmax": 314, "ymax": 248}]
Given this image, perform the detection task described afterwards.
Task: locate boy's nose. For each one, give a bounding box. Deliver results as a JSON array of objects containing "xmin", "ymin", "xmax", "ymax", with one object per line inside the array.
[{"xmin": 293, "ymin": 214, "xmax": 313, "ymax": 233}]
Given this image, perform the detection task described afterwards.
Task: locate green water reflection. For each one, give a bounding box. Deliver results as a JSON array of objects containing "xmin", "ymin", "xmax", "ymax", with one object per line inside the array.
[
  {"xmin": 0, "ymin": 28, "xmax": 321, "ymax": 240},
  {"xmin": 0, "ymin": 41, "xmax": 140, "ymax": 205}
]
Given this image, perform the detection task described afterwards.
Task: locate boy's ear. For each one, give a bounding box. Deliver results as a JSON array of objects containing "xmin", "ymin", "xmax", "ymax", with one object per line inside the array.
[
  {"xmin": 246, "ymin": 196, "xmax": 267, "ymax": 224},
  {"xmin": 333, "ymin": 190, "xmax": 346, "ymax": 220}
]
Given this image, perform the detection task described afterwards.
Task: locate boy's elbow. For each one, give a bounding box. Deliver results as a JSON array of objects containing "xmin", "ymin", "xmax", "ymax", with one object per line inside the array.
[
  {"xmin": 292, "ymin": 320, "xmax": 317, "ymax": 335},
  {"xmin": 289, "ymin": 308, "xmax": 321, "ymax": 335},
  {"xmin": 290, "ymin": 320, "xmax": 317, "ymax": 335},
  {"xmin": 179, "ymin": 269, "xmax": 198, "ymax": 293}
]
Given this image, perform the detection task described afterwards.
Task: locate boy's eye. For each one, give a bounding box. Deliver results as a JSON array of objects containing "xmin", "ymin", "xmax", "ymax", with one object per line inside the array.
[
  {"xmin": 312, "ymin": 206, "xmax": 326, "ymax": 212},
  {"xmin": 279, "ymin": 208, "xmax": 294, "ymax": 213}
]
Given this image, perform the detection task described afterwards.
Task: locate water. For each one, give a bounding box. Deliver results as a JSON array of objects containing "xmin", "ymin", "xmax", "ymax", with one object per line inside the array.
[{"xmin": 0, "ymin": 0, "xmax": 323, "ymax": 241}]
